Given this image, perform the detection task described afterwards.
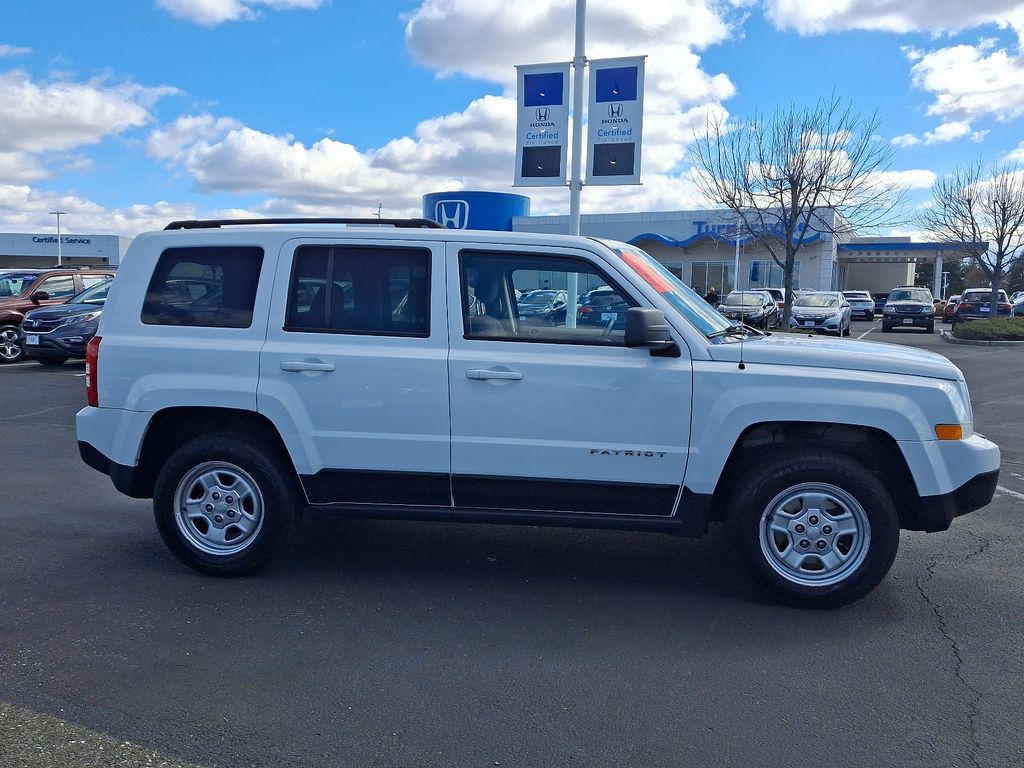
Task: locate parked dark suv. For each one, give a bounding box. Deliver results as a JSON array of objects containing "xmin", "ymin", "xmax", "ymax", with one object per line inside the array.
[
  {"xmin": 881, "ymin": 286, "xmax": 935, "ymax": 333},
  {"xmin": 0, "ymin": 267, "xmax": 116, "ymax": 363},
  {"xmin": 18, "ymin": 278, "xmax": 112, "ymax": 365}
]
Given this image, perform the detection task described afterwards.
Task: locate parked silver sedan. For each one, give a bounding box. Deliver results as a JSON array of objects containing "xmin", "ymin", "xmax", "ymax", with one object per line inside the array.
[{"xmin": 789, "ymin": 291, "xmax": 853, "ymax": 336}]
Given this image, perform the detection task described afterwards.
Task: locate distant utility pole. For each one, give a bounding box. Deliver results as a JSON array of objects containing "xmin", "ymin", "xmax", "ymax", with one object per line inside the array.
[
  {"xmin": 49, "ymin": 210, "xmax": 66, "ymax": 266},
  {"xmin": 375, "ymin": 204, "xmax": 382, "ymax": 219}
]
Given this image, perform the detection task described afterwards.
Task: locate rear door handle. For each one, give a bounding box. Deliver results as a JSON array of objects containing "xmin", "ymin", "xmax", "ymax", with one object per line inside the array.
[
  {"xmin": 466, "ymin": 369, "xmax": 524, "ymax": 381},
  {"xmin": 281, "ymin": 360, "xmax": 335, "ymax": 372}
]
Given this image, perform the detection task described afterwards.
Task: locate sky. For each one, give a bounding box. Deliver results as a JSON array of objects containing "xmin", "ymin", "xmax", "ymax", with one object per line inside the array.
[{"xmin": 1, "ymin": 0, "xmax": 1024, "ymax": 237}]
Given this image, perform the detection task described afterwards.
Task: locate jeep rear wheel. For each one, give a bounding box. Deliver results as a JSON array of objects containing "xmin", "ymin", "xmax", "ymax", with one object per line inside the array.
[
  {"xmin": 153, "ymin": 434, "xmax": 300, "ymax": 575},
  {"xmin": 727, "ymin": 451, "xmax": 900, "ymax": 607},
  {"xmin": 0, "ymin": 325, "xmax": 24, "ymax": 363}
]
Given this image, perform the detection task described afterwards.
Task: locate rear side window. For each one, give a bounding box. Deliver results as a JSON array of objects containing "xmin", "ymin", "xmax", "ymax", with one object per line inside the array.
[
  {"xmin": 285, "ymin": 246, "xmax": 430, "ymax": 337},
  {"xmin": 141, "ymin": 246, "xmax": 264, "ymax": 328}
]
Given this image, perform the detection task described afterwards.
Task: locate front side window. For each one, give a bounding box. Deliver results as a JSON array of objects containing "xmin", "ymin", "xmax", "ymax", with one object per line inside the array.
[
  {"xmin": 461, "ymin": 251, "xmax": 634, "ymax": 345},
  {"xmin": 285, "ymin": 246, "xmax": 430, "ymax": 337},
  {"xmin": 38, "ymin": 275, "xmax": 77, "ymax": 300},
  {"xmin": 141, "ymin": 246, "xmax": 263, "ymax": 328},
  {"xmin": 607, "ymin": 244, "xmax": 732, "ymax": 337}
]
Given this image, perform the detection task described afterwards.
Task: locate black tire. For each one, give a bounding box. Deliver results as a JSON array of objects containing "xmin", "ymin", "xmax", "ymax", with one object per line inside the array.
[
  {"xmin": 35, "ymin": 355, "xmax": 69, "ymax": 366},
  {"xmin": 881, "ymin": 323, "xmax": 891, "ymax": 333},
  {"xmin": 0, "ymin": 324, "xmax": 25, "ymax": 363},
  {"xmin": 867, "ymin": 312, "xmax": 874, "ymax": 321},
  {"xmin": 153, "ymin": 433, "xmax": 301, "ymax": 576},
  {"xmin": 727, "ymin": 451, "xmax": 900, "ymax": 608},
  {"xmin": 926, "ymin": 321, "xmax": 935, "ymax": 334},
  {"xmin": 842, "ymin": 322, "xmax": 851, "ymax": 337}
]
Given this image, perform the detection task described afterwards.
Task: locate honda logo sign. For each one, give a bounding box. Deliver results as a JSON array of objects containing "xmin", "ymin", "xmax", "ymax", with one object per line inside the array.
[{"xmin": 435, "ymin": 200, "xmax": 470, "ymax": 229}]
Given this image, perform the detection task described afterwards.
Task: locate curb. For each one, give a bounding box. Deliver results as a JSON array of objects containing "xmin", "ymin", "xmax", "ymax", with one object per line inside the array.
[{"xmin": 940, "ymin": 330, "xmax": 1024, "ymax": 346}]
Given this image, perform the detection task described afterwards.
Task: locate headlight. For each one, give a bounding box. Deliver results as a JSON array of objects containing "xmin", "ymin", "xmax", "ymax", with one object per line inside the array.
[
  {"xmin": 883, "ymin": 304, "xmax": 896, "ymax": 313},
  {"xmin": 59, "ymin": 311, "xmax": 100, "ymax": 327}
]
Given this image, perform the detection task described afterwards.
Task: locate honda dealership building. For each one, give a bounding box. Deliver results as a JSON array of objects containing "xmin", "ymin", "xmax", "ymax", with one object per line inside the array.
[
  {"xmin": 424, "ymin": 191, "xmax": 953, "ymax": 297},
  {"xmin": 0, "ymin": 232, "xmax": 131, "ymax": 269},
  {"xmin": 0, "ymin": 195, "xmax": 956, "ymax": 297}
]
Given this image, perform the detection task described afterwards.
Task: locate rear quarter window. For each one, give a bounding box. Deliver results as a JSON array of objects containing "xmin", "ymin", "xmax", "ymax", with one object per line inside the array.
[{"xmin": 141, "ymin": 246, "xmax": 264, "ymax": 328}]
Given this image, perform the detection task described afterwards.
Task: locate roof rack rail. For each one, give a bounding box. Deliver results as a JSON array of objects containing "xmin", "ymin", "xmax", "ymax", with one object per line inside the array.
[{"xmin": 164, "ymin": 217, "xmax": 443, "ymax": 230}]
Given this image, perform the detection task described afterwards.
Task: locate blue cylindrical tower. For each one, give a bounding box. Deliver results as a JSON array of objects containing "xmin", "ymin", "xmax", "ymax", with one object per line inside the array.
[{"xmin": 423, "ymin": 191, "xmax": 531, "ymax": 231}]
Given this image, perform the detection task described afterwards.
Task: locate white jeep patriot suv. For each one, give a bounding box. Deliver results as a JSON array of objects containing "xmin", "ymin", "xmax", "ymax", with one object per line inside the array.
[{"xmin": 77, "ymin": 218, "xmax": 1000, "ymax": 607}]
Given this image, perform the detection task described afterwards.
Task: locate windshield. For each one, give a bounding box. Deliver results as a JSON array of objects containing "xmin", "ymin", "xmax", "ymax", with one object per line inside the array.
[
  {"xmin": 0, "ymin": 273, "xmax": 38, "ymax": 297},
  {"xmin": 70, "ymin": 280, "xmax": 111, "ymax": 305},
  {"xmin": 843, "ymin": 291, "xmax": 869, "ymax": 299},
  {"xmin": 520, "ymin": 292, "xmax": 559, "ymax": 304},
  {"xmin": 797, "ymin": 294, "xmax": 840, "ymax": 307},
  {"xmin": 723, "ymin": 292, "xmax": 763, "ymax": 307},
  {"xmin": 888, "ymin": 289, "xmax": 932, "ymax": 302},
  {"xmin": 606, "ymin": 242, "xmax": 732, "ymax": 336}
]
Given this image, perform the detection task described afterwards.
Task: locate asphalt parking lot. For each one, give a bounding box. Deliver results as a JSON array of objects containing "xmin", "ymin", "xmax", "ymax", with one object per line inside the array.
[{"xmin": 1, "ymin": 325, "xmax": 1022, "ymax": 768}]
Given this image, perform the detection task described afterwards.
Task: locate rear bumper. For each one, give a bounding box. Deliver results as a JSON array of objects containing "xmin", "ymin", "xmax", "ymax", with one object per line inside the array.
[{"xmin": 79, "ymin": 440, "xmax": 151, "ymax": 498}]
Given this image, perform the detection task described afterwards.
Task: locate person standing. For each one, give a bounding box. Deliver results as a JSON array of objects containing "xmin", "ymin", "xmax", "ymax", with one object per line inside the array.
[{"xmin": 704, "ymin": 286, "xmax": 719, "ymax": 305}]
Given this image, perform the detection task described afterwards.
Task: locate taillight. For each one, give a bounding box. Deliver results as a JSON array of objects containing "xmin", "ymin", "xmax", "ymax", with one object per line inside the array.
[
  {"xmin": 578, "ymin": 306, "xmax": 592, "ymax": 315},
  {"xmin": 86, "ymin": 336, "xmax": 101, "ymax": 407},
  {"xmin": 1000, "ymin": 303, "xmax": 1011, "ymax": 311}
]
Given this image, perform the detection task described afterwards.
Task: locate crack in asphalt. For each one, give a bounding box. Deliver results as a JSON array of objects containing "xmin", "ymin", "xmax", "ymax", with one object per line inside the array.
[{"xmin": 915, "ymin": 533, "xmax": 991, "ymax": 768}]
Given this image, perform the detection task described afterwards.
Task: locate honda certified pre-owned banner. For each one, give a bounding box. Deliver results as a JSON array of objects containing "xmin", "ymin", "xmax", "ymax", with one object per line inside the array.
[
  {"xmin": 514, "ymin": 63, "xmax": 570, "ymax": 187},
  {"xmin": 586, "ymin": 57, "xmax": 645, "ymax": 185}
]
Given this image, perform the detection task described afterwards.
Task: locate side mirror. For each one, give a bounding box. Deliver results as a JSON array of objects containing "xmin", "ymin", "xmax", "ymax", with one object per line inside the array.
[
  {"xmin": 625, "ymin": 308, "xmax": 677, "ymax": 354},
  {"xmin": 30, "ymin": 290, "xmax": 49, "ymax": 303}
]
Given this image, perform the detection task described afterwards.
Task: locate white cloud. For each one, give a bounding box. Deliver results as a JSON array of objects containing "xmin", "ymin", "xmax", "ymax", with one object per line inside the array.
[
  {"xmin": 923, "ymin": 120, "xmax": 972, "ymax": 144},
  {"xmin": 0, "ymin": 45, "xmax": 32, "ymax": 57},
  {"xmin": 892, "ymin": 133, "xmax": 921, "ymax": 148},
  {"xmin": 156, "ymin": 0, "xmax": 325, "ymax": 26},
  {"xmin": 764, "ymin": 0, "xmax": 1024, "ymax": 38},
  {"xmin": 907, "ymin": 41, "xmax": 1024, "ymax": 123},
  {"xmin": 0, "ymin": 71, "xmax": 177, "ymax": 153},
  {"xmin": 404, "ymin": 0, "xmax": 735, "ymax": 105},
  {"xmin": 869, "ymin": 168, "xmax": 937, "ymax": 190},
  {"xmin": 0, "ymin": 153, "xmax": 48, "ymax": 183},
  {"xmin": 1006, "ymin": 141, "xmax": 1024, "ymax": 162}
]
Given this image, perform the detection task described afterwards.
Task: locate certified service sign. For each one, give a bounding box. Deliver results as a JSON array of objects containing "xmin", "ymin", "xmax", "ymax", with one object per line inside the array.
[{"xmin": 514, "ymin": 63, "xmax": 570, "ymax": 187}]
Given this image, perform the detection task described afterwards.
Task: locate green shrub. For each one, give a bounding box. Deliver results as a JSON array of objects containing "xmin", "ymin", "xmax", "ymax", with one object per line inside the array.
[{"xmin": 952, "ymin": 316, "xmax": 1024, "ymax": 341}]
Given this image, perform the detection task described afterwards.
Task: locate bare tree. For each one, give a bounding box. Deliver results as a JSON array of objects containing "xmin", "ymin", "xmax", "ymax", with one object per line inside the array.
[
  {"xmin": 919, "ymin": 160, "xmax": 1024, "ymax": 314},
  {"xmin": 690, "ymin": 96, "xmax": 905, "ymax": 323}
]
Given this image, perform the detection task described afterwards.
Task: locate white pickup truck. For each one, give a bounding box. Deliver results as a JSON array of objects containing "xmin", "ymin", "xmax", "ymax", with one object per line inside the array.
[{"xmin": 77, "ymin": 218, "xmax": 1000, "ymax": 606}]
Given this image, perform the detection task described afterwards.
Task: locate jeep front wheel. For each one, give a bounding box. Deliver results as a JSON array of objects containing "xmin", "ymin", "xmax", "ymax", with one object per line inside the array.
[
  {"xmin": 728, "ymin": 451, "xmax": 900, "ymax": 607},
  {"xmin": 153, "ymin": 435, "xmax": 299, "ymax": 575}
]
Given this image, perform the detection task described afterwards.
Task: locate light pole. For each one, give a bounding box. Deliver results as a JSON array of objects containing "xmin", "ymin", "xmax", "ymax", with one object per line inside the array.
[{"xmin": 49, "ymin": 210, "xmax": 66, "ymax": 267}]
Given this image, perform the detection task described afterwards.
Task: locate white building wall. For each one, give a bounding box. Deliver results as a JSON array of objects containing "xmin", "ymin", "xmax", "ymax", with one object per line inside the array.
[{"xmin": 0, "ymin": 233, "xmax": 132, "ymax": 268}]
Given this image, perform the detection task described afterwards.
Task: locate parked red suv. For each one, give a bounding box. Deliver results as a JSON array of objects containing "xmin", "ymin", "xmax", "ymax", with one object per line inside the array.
[{"xmin": 0, "ymin": 267, "xmax": 116, "ymax": 363}]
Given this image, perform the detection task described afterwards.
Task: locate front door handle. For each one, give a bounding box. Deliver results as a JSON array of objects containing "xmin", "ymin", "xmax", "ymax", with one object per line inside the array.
[
  {"xmin": 466, "ymin": 369, "xmax": 524, "ymax": 381},
  {"xmin": 281, "ymin": 360, "xmax": 335, "ymax": 373}
]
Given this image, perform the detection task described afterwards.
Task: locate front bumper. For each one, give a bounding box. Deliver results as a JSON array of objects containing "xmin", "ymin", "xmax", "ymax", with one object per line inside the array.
[
  {"xmin": 789, "ymin": 315, "xmax": 842, "ymax": 334},
  {"xmin": 883, "ymin": 313, "xmax": 932, "ymax": 328},
  {"xmin": 18, "ymin": 327, "xmax": 95, "ymax": 358},
  {"xmin": 898, "ymin": 434, "xmax": 1001, "ymax": 531},
  {"xmin": 913, "ymin": 470, "xmax": 1000, "ymax": 532}
]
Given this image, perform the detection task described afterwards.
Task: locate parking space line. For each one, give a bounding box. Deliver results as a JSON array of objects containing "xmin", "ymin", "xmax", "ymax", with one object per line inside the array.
[
  {"xmin": 857, "ymin": 328, "xmax": 874, "ymax": 339},
  {"xmin": 996, "ymin": 485, "xmax": 1024, "ymax": 502}
]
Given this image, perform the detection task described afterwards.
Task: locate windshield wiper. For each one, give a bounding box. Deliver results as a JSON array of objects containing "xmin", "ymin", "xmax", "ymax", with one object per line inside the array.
[{"xmin": 707, "ymin": 323, "xmax": 764, "ymax": 340}]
